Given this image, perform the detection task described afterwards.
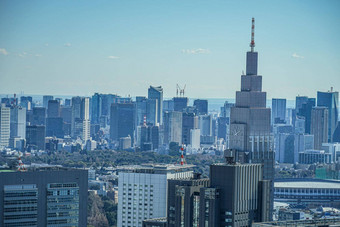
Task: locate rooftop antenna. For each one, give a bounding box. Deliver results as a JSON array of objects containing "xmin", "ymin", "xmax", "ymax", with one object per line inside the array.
[{"xmin": 250, "ymin": 17, "xmax": 255, "ymax": 52}]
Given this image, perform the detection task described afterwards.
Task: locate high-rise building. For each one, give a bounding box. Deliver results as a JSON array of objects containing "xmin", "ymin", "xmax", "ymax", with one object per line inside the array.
[
  {"xmin": 221, "ymin": 101, "xmax": 234, "ymax": 118},
  {"xmin": 10, "ymin": 106, "xmax": 26, "ymax": 139},
  {"xmin": 295, "ymin": 96, "xmax": 308, "ymax": 115},
  {"xmin": 0, "ymin": 107, "xmax": 10, "ymax": 148},
  {"xmin": 110, "ymin": 103, "xmax": 135, "ymax": 143},
  {"xmin": 0, "ymin": 167, "xmax": 88, "ymax": 227},
  {"xmin": 217, "ymin": 116, "xmax": 228, "ymax": 141},
  {"xmin": 199, "ymin": 160, "xmax": 271, "ymax": 226},
  {"xmin": 272, "ymin": 98, "xmax": 286, "ymax": 124},
  {"xmin": 173, "ymin": 97, "xmax": 188, "ymax": 112},
  {"xmin": 193, "ymin": 99, "xmax": 208, "ymax": 115},
  {"xmin": 26, "ymin": 125, "xmax": 45, "ymax": 150},
  {"xmin": 167, "ymin": 174, "xmax": 209, "ymax": 227},
  {"xmin": 136, "ymin": 97, "xmax": 158, "ymax": 128},
  {"xmin": 163, "ymin": 111, "xmax": 182, "ymax": 145},
  {"xmin": 228, "ymin": 18, "xmax": 274, "ymax": 218},
  {"xmin": 47, "ymin": 100, "xmax": 60, "ymax": 118},
  {"xmin": 91, "ymin": 93, "xmax": 102, "ymax": 124},
  {"xmin": 296, "ymin": 97, "xmax": 315, "ymax": 134},
  {"xmin": 317, "ymin": 89, "xmax": 339, "ymax": 142},
  {"xmin": 311, "ymin": 107, "xmax": 328, "ymax": 150},
  {"xmin": 136, "ymin": 124, "xmax": 159, "ymax": 151},
  {"xmin": 43, "ymin": 95, "xmax": 54, "ymax": 108},
  {"xmin": 32, "ymin": 107, "xmax": 46, "ymax": 126},
  {"xmin": 199, "ymin": 115, "xmax": 212, "ymax": 136},
  {"xmin": 20, "ymin": 96, "xmax": 33, "ymax": 110},
  {"xmin": 117, "ymin": 164, "xmax": 194, "ymax": 227},
  {"xmin": 182, "ymin": 112, "xmax": 198, "ymax": 145},
  {"xmin": 71, "ymin": 97, "xmax": 90, "ymax": 141},
  {"xmin": 148, "ymin": 86, "xmax": 163, "ymax": 125}
]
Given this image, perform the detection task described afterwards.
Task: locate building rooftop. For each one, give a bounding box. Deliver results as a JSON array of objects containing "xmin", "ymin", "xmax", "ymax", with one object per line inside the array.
[
  {"xmin": 117, "ymin": 163, "xmax": 195, "ymax": 174},
  {"xmin": 275, "ymin": 180, "xmax": 340, "ymax": 189}
]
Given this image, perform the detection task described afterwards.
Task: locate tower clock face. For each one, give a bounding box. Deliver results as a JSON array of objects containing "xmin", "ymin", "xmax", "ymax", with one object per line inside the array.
[{"xmin": 231, "ymin": 125, "xmax": 244, "ymax": 136}]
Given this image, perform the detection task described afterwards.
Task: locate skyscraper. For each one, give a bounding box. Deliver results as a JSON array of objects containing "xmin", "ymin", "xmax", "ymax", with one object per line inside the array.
[
  {"xmin": 272, "ymin": 98, "xmax": 286, "ymax": 124},
  {"xmin": 173, "ymin": 97, "xmax": 188, "ymax": 112},
  {"xmin": 228, "ymin": 18, "xmax": 274, "ymax": 218},
  {"xmin": 91, "ymin": 93, "xmax": 102, "ymax": 124},
  {"xmin": 317, "ymin": 89, "xmax": 339, "ymax": 142},
  {"xmin": 199, "ymin": 160, "xmax": 271, "ymax": 226},
  {"xmin": 0, "ymin": 107, "xmax": 10, "ymax": 148},
  {"xmin": 20, "ymin": 96, "xmax": 33, "ymax": 110},
  {"xmin": 182, "ymin": 112, "xmax": 198, "ymax": 145},
  {"xmin": 43, "ymin": 95, "xmax": 54, "ymax": 108},
  {"xmin": 32, "ymin": 107, "xmax": 46, "ymax": 126},
  {"xmin": 110, "ymin": 102, "xmax": 135, "ymax": 143},
  {"xmin": 193, "ymin": 99, "xmax": 208, "ymax": 115},
  {"xmin": 10, "ymin": 106, "xmax": 26, "ymax": 139},
  {"xmin": 311, "ymin": 107, "xmax": 328, "ymax": 150},
  {"xmin": 163, "ymin": 111, "xmax": 182, "ymax": 145},
  {"xmin": 26, "ymin": 125, "xmax": 46, "ymax": 150},
  {"xmin": 296, "ymin": 97, "xmax": 315, "ymax": 134},
  {"xmin": 71, "ymin": 97, "xmax": 90, "ymax": 141},
  {"xmin": 0, "ymin": 167, "xmax": 88, "ymax": 226},
  {"xmin": 117, "ymin": 164, "xmax": 194, "ymax": 227},
  {"xmin": 148, "ymin": 86, "xmax": 163, "ymax": 125},
  {"xmin": 47, "ymin": 100, "xmax": 60, "ymax": 118}
]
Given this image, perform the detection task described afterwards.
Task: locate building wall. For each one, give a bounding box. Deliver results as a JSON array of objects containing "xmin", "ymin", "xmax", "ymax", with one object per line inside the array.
[{"xmin": 0, "ymin": 169, "xmax": 88, "ymax": 227}]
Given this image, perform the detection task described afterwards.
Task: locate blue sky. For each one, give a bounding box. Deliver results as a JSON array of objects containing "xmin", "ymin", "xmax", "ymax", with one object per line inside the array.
[{"xmin": 0, "ymin": 0, "xmax": 339, "ymax": 99}]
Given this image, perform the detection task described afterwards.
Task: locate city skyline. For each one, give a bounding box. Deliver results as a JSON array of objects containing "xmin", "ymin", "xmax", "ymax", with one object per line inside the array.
[{"xmin": 0, "ymin": 0, "xmax": 339, "ymax": 99}]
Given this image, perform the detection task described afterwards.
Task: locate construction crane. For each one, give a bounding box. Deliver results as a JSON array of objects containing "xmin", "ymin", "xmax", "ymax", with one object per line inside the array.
[{"xmin": 176, "ymin": 84, "xmax": 186, "ymax": 97}]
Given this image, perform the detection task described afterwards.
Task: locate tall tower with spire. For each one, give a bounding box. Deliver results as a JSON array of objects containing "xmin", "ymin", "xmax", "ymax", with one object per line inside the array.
[{"xmin": 228, "ymin": 18, "xmax": 274, "ymax": 221}]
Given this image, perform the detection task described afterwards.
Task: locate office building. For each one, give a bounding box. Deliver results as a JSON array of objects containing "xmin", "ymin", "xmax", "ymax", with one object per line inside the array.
[
  {"xmin": 272, "ymin": 99, "xmax": 286, "ymax": 124},
  {"xmin": 32, "ymin": 107, "xmax": 46, "ymax": 126},
  {"xmin": 173, "ymin": 97, "xmax": 188, "ymax": 112},
  {"xmin": 321, "ymin": 143, "xmax": 340, "ymax": 162},
  {"xmin": 193, "ymin": 99, "xmax": 208, "ymax": 115},
  {"xmin": 26, "ymin": 125, "xmax": 45, "ymax": 150},
  {"xmin": 199, "ymin": 115, "xmax": 212, "ymax": 136},
  {"xmin": 0, "ymin": 107, "xmax": 10, "ymax": 148},
  {"xmin": 317, "ymin": 89, "xmax": 339, "ymax": 142},
  {"xmin": 199, "ymin": 161, "xmax": 271, "ymax": 226},
  {"xmin": 190, "ymin": 129, "xmax": 200, "ymax": 149},
  {"xmin": 295, "ymin": 96, "xmax": 308, "ymax": 115},
  {"xmin": 43, "ymin": 95, "xmax": 54, "ymax": 108},
  {"xmin": 167, "ymin": 174, "xmax": 209, "ymax": 226},
  {"xmin": 221, "ymin": 101, "xmax": 234, "ymax": 118},
  {"xmin": 299, "ymin": 149, "xmax": 331, "ymax": 164},
  {"xmin": 182, "ymin": 112, "xmax": 198, "ymax": 145},
  {"xmin": 46, "ymin": 117, "xmax": 64, "ymax": 138},
  {"xmin": 0, "ymin": 167, "xmax": 88, "ymax": 226},
  {"xmin": 275, "ymin": 133, "xmax": 295, "ymax": 163},
  {"xmin": 136, "ymin": 97, "xmax": 158, "ymax": 128},
  {"xmin": 311, "ymin": 107, "xmax": 328, "ymax": 149},
  {"xmin": 136, "ymin": 124, "xmax": 159, "ymax": 151},
  {"xmin": 110, "ymin": 103, "xmax": 135, "ymax": 143},
  {"xmin": 10, "ymin": 106, "xmax": 26, "ymax": 139},
  {"xmin": 117, "ymin": 164, "xmax": 194, "ymax": 227},
  {"xmin": 163, "ymin": 111, "xmax": 182, "ymax": 145},
  {"xmin": 294, "ymin": 133, "xmax": 314, "ymax": 163},
  {"xmin": 163, "ymin": 100, "xmax": 174, "ymax": 112},
  {"xmin": 71, "ymin": 97, "xmax": 90, "ymax": 141},
  {"xmin": 217, "ymin": 117, "xmax": 228, "ymax": 141},
  {"xmin": 47, "ymin": 100, "xmax": 60, "ymax": 118},
  {"xmin": 148, "ymin": 86, "xmax": 163, "ymax": 125},
  {"xmin": 91, "ymin": 93, "xmax": 102, "ymax": 124},
  {"xmin": 20, "ymin": 96, "xmax": 32, "ymax": 110},
  {"xmin": 296, "ymin": 98, "xmax": 315, "ymax": 134},
  {"xmin": 228, "ymin": 18, "xmax": 274, "ymax": 218}
]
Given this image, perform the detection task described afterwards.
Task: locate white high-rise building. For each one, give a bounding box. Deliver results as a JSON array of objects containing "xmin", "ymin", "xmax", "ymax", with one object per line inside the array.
[
  {"xmin": 82, "ymin": 97, "xmax": 90, "ymax": 141},
  {"xmin": 117, "ymin": 164, "xmax": 194, "ymax": 227},
  {"xmin": 0, "ymin": 107, "xmax": 11, "ymax": 148},
  {"xmin": 10, "ymin": 106, "xmax": 26, "ymax": 139}
]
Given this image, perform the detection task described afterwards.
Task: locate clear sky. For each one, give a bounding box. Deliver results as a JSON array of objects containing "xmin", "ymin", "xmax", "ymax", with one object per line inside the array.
[{"xmin": 0, "ymin": 0, "xmax": 339, "ymax": 99}]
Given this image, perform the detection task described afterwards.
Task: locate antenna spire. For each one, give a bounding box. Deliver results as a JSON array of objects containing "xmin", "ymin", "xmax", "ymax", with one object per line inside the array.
[{"xmin": 250, "ymin": 17, "xmax": 255, "ymax": 52}]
